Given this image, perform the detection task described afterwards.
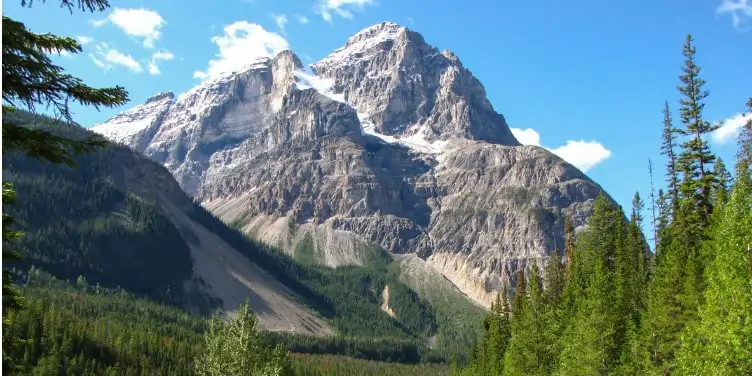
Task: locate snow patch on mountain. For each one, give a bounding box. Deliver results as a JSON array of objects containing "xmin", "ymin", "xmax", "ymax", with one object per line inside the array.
[
  {"xmin": 293, "ymin": 69, "xmax": 345, "ymax": 103},
  {"xmin": 357, "ymin": 112, "xmax": 448, "ymax": 154},
  {"xmin": 90, "ymin": 92, "xmax": 174, "ymax": 144}
]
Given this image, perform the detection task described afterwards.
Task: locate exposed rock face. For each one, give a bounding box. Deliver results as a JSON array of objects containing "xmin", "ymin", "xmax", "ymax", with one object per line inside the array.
[{"xmin": 92, "ymin": 22, "xmax": 609, "ymax": 308}]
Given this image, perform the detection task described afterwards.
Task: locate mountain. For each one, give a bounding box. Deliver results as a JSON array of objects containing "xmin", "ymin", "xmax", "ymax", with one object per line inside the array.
[
  {"xmin": 91, "ymin": 22, "xmax": 609, "ymax": 308},
  {"xmin": 4, "ymin": 111, "xmax": 486, "ymax": 361}
]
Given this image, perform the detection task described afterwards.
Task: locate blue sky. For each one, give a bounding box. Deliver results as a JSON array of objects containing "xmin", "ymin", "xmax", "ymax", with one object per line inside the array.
[{"xmin": 4, "ymin": 0, "xmax": 752, "ymax": 238}]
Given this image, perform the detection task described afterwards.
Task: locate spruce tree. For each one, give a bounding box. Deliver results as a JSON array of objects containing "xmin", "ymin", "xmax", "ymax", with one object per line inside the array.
[
  {"xmin": 648, "ymin": 158, "xmax": 659, "ymax": 251},
  {"xmin": 503, "ymin": 263, "xmax": 558, "ymax": 376},
  {"xmin": 196, "ymin": 299, "xmax": 293, "ymax": 376},
  {"xmin": 675, "ymin": 34, "xmax": 718, "ymax": 226},
  {"xmin": 675, "ymin": 136, "xmax": 752, "ymax": 375},
  {"xmin": 661, "ymin": 101, "xmax": 680, "ymax": 213},
  {"xmin": 555, "ymin": 197, "xmax": 621, "ymax": 375},
  {"xmin": 544, "ymin": 250, "xmax": 565, "ymax": 308},
  {"xmin": 2, "ymin": 0, "xmax": 128, "ymax": 372},
  {"xmin": 563, "ymin": 216, "xmax": 576, "ymax": 280}
]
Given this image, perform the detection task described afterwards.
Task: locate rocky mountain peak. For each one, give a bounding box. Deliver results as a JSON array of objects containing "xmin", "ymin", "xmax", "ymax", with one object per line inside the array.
[
  {"xmin": 92, "ymin": 22, "xmax": 610, "ymax": 309},
  {"xmin": 146, "ymin": 91, "xmax": 175, "ymax": 104},
  {"xmin": 311, "ymin": 22, "xmax": 519, "ymax": 146}
]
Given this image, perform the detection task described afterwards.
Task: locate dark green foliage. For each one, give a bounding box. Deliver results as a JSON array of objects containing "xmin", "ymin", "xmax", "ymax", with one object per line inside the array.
[
  {"xmin": 3, "ymin": 111, "xmax": 194, "ymax": 306},
  {"xmin": 6, "ymin": 272, "xmax": 450, "ymax": 375}
]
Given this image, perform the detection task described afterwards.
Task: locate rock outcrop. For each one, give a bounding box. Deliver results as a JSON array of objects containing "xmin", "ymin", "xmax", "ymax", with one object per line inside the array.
[{"xmin": 92, "ymin": 22, "xmax": 609, "ymax": 308}]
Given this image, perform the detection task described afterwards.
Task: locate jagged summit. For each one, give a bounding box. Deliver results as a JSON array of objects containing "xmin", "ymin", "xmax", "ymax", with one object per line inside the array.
[{"xmin": 92, "ymin": 23, "xmax": 607, "ymax": 309}]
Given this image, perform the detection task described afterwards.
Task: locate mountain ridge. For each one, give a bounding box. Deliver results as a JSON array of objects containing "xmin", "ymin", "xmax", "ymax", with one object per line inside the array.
[{"xmin": 91, "ymin": 21, "xmax": 611, "ymax": 308}]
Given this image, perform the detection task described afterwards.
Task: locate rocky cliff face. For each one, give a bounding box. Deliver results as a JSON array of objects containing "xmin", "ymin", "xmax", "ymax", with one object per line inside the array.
[{"xmin": 92, "ymin": 22, "xmax": 608, "ymax": 308}]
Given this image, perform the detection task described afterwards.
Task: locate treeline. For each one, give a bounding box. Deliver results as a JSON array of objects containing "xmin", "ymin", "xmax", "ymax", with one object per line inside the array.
[
  {"xmin": 455, "ymin": 35, "xmax": 752, "ymax": 376},
  {"xmin": 3, "ymin": 270, "xmax": 450, "ymax": 375}
]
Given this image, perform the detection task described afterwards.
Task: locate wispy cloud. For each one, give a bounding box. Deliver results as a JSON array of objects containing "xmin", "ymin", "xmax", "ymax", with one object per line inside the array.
[
  {"xmin": 92, "ymin": 8, "xmax": 166, "ymax": 48},
  {"xmin": 76, "ymin": 35, "xmax": 94, "ymax": 45},
  {"xmin": 297, "ymin": 15, "xmax": 309, "ymax": 24},
  {"xmin": 88, "ymin": 42, "xmax": 143, "ymax": 73},
  {"xmin": 717, "ymin": 0, "xmax": 752, "ymax": 31},
  {"xmin": 407, "ymin": 17, "xmax": 415, "ymax": 25},
  {"xmin": 272, "ymin": 13, "xmax": 288, "ymax": 32},
  {"xmin": 147, "ymin": 50, "xmax": 175, "ymax": 75},
  {"xmin": 193, "ymin": 21, "xmax": 289, "ymax": 80},
  {"xmin": 710, "ymin": 111, "xmax": 752, "ymax": 144},
  {"xmin": 316, "ymin": 0, "xmax": 376, "ymax": 22},
  {"xmin": 511, "ymin": 127, "xmax": 612, "ymax": 172}
]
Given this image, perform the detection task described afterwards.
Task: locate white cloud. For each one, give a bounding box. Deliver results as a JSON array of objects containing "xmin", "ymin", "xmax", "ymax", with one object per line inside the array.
[
  {"xmin": 510, "ymin": 128, "xmax": 541, "ymax": 146},
  {"xmin": 272, "ymin": 13, "xmax": 288, "ymax": 31},
  {"xmin": 59, "ymin": 50, "xmax": 73, "ymax": 58},
  {"xmin": 88, "ymin": 43, "xmax": 143, "ymax": 73},
  {"xmin": 511, "ymin": 127, "xmax": 612, "ymax": 172},
  {"xmin": 146, "ymin": 50, "xmax": 174, "ymax": 76},
  {"xmin": 297, "ymin": 15, "xmax": 309, "ymax": 24},
  {"xmin": 76, "ymin": 35, "xmax": 94, "ymax": 45},
  {"xmin": 152, "ymin": 51, "xmax": 175, "ymax": 61},
  {"xmin": 193, "ymin": 21, "xmax": 289, "ymax": 80},
  {"xmin": 550, "ymin": 141, "xmax": 612, "ymax": 173},
  {"xmin": 717, "ymin": 0, "xmax": 752, "ymax": 31},
  {"xmin": 317, "ymin": 0, "xmax": 376, "ymax": 22},
  {"xmin": 92, "ymin": 8, "xmax": 166, "ymax": 48},
  {"xmin": 148, "ymin": 62, "xmax": 160, "ymax": 75},
  {"xmin": 711, "ymin": 112, "xmax": 752, "ymax": 144}
]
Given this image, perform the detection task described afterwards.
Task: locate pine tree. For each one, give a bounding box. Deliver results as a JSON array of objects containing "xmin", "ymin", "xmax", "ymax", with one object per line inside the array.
[
  {"xmin": 503, "ymin": 263, "xmax": 558, "ymax": 376},
  {"xmin": 2, "ymin": 1, "xmax": 128, "ymax": 372},
  {"xmin": 675, "ymin": 136, "xmax": 752, "ymax": 375},
  {"xmin": 555, "ymin": 198, "xmax": 621, "ymax": 375},
  {"xmin": 661, "ymin": 101, "xmax": 680, "ymax": 213},
  {"xmin": 544, "ymin": 250, "xmax": 565, "ymax": 308},
  {"xmin": 675, "ymin": 34, "xmax": 718, "ymax": 226},
  {"xmin": 563, "ymin": 216, "xmax": 576, "ymax": 280},
  {"xmin": 511, "ymin": 268, "xmax": 527, "ymax": 319},
  {"xmin": 712, "ymin": 157, "xmax": 731, "ymax": 206},
  {"xmin": 196, "ymin": 299, "xmax": 293, "ymax": 376}
]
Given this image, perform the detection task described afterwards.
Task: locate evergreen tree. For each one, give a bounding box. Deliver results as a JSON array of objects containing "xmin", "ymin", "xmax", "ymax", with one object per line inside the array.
[
  {"xmin": 2, "ymin": 0, "xmax": 128, "ymax": 372},
  {"xmin": 196, "ymin": 299, "xmax": 293, "ymax": 376},
  {"xmin": 503, "ymin": 263, "xmax": 557, "ymax": 376},
  {"xmin": 711, "ymin": 157, "xmax": 731, "ymax": 206},
  {"xmin": 675, "ymin": 136, "xmax": 752, "ymax": 375},
  {"xmin": 555, "ymin": 197, "xmax": 621, "ymax": 375},
  {"xmin": 511, "ymin": 268, "xmax": 527, "ymax": 319},
  {"xmin": 675, "ymin": 34, "xmax": 718, "ymax": 226},
  {"xmin": 563, "ymin": 216, "xmax": 576, "ymax": 280},
  {"xmin": 661, "ymin": 101, "xmax": 680, "ymax": 213},
  {"xmin": 544, "ymin": 250, "xmax": 565, "ymax": 308}
]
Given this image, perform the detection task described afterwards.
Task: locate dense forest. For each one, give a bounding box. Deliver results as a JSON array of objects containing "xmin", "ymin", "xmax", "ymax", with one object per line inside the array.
[
  {"xmin": 453, "ymin": 36, "xmax": 752, "ymax": 376},
  {"xmin": 2, "ymin": 270, "xmax": 450, "ymax": 375}
]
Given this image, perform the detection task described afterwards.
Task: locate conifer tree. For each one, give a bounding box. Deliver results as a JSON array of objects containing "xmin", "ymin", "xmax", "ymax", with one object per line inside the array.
[
  {"xmin": 555, "ymin": 197, "xmax": 621, "ymax": 375},
  {"xmin": 661, "ymin": 101, "xmax": 680, "ymax": 213},
  {"xmin": 503, "ymin": 263, "xmax": 558, "ymax": 376},
  {"xmin": 711, "ymin": 157, "xmax": 731, "ymax": 206},
  {"xmin": 563, "ymin": 216, "xmax": 576, "ymax": 280},
  {"xmin": 196, "ymin": 299, "xmax": 293, "ymax": 376},
  {"xmin": 675, "ymin": 133, "xmax": 752, "ymax": 375},
  {"xmin": 2, "ymin": 0, "xmax": 128, "ymax": 372},
  {"xmin": 675, "ymin": 34, "xmax": 718, "ymax": 226},
  {"xmin": 511, "ymin": 268, "xmax": 527, "ymax": 319},
  {"xmin": 544, "ymin": 250, "xmax": 565, "ymax": 308}
]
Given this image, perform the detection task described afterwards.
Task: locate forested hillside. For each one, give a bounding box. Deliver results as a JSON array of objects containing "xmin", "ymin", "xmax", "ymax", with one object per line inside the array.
[{"xmin": 2, "ymin": 109, "xmax": 484, "ymax": 364}]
